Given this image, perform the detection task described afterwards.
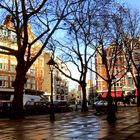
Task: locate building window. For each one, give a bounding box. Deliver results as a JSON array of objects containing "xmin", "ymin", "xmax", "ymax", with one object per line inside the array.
[
  {"xmin": 11, "ymin": 34, "xmax": 17, "ymax": 42},
  {"xmin": 0, "ymin": 63, "xmax": 2, "ymax": 69},
  {"xmin": 114, "ymin": 80, "xmax": 122, "ymax": 87},
  {"xmin": 31, "ymin": 79, "xmax": 35, "ymax": 90},
  {"xmin": 0, "ymin": 80, "xmax": 2, "ymax": 86},
  {"xmin": 0, "ymin": 75, "xmax": 8, "ymax": 87},
  {"xmin": 3, "ymin": 30, "xmax": 7, "ymax": 36},
  {"xmin": 26, "ymin": 79, "xmax": 30, "ymax": 89},
  {"xmin": 0, "ymin": 29, "xmax": 2, "ymax": 36},
  {"xmin": 127, "ymin": 77, "xmax": 132, "ymax": 87},
  {"xmin": 4, "ymin": 64, "xmax": 8, "ymax": 70},
  {"xmin": 30, "ymin": 69, "xmax": 35, "ymax": 76},
  {"xmin": 56, "ymin": 95, "xmax": 59, "ymax": 100},
  {"xmin": 2, "ymin": 81, "xmax": 7, "ymax": 87},
  {"xmin": 0, "ymin": 80, "xmax": 7, "ymax": 87},
  {"xmin": 10, "ymin": 65, "xmax": 15, "ymax": 72},
  {"xmin": 1, "ymin": 29, "xmax": 8, "ymax": 37},
  {"xmin": 0, "ymin": 63, "xmax": 8, "ymax": 70},
  {"xmin": 10, "ymin": 76, "xmax": 15, "ymax": 87}
]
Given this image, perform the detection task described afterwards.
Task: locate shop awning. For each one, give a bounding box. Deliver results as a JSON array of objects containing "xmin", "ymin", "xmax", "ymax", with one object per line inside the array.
[{"xmin": 102, "ymin": 91, "xmax": 122, "ymax": 98}]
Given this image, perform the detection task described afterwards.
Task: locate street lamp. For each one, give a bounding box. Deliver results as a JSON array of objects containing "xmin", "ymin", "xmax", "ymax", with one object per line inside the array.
[
  {"xmin": 47, "ymin": 57, "xmax": 56, "ymax": 121},
  {"xmin": 112, "ymin": 75, "xmax": 117, "ymax": 111}
]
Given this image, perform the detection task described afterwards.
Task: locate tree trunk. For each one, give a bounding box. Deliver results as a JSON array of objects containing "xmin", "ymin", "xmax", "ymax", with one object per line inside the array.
[
  {"xmin": 81, "ymin": 82, "xmax": 88, "ymax": 112},
  {"xmin": 137, "ymin": 87, "xmax": 140, "ymax": 107},
  {"xmin": 106, "ymin": 83, "xmax": 116, "ymax": 122},
  {"xmin": 136, "ymin": 76, "xmax": 140, "ymax": 107},
  {"xmin": 10, "ymin": 62, "xmax": 26, "ymax": 119}
]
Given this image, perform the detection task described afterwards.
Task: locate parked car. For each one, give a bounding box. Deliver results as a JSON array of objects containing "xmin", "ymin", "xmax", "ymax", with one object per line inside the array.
[
  {"xmin": 94, "ymin": 100, "xmax": 108, "ymax": 113},
  {"xmin": 24, "ymin": 100, "xmax": 50, "ymax": 115},
  {"xmin": 0, "ymin": 100, "xmax": 12, "ymax": 117},
  {"xmin": 52, "ymin": 100, "xmax": 73, "ymax": 113}
]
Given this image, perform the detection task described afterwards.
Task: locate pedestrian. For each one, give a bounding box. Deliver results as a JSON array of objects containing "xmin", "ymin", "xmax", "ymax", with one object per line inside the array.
[{"xmin": 75, "ymin": 100, "xmax": 78, "ymax": 111}]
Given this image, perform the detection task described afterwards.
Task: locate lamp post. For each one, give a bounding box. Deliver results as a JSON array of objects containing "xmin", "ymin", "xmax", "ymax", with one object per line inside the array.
[
  {"xmin": 47, "ymin": 57, "xmax": 56, "ymax": 121},
  {"xmin": 112, "ymin": 75, "xmax": 117, "ymax": 111}
]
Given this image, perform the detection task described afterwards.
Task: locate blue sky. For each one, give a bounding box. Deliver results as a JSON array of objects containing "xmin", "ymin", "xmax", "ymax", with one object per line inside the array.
[
  {"xmin": 69, "ymin": 0, "xmax": 140, "ymax": 90},
  {"xmin": 120, "ymin": 0, "xmax": 140, "ymax": 12}
]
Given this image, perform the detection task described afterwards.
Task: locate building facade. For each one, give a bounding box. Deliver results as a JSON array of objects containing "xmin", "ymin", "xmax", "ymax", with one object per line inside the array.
[
  {"xmin": 43, "ymin": 52, "xmax": 69, "ymax": 101},
  {"xmin": 0, "ymin": 16, "xmax": 44, "ymax": 100},
  {"xmin": 0, "ymin": 15, "xmax": 69, "ymax": 102},
  {"xmin": 95, "ymin": 43, "xmax": 137, "ymax": 99}
]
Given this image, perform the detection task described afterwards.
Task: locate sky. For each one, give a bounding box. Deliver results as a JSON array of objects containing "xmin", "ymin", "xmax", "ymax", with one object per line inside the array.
[
  {"xmin": 68, "ymin": 0, "xmax": 140, "ymax": 90},
  {"xmin": 119, "ymin": 0, "xmax": 140, "ymax": 11}
]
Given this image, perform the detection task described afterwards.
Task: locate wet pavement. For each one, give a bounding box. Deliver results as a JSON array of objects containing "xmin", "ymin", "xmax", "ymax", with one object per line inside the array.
[{"xmin": 1, "ymin": 107, "xmax": 140, "ymax": 140}]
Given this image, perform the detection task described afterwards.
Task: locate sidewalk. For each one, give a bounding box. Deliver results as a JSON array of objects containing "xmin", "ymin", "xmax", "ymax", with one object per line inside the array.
[{"xmin": 0, "ymin": 107, "xmax": 140, "ymax": 140}]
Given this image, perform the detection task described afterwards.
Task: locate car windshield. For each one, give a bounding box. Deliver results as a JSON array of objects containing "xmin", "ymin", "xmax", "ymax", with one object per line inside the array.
[
  {"xmin": 94, "ymin": 100, "xmax": 107, "ymax": 105},
  {"xmin": 53, "ymin": 100, "xmax": 68, "ymax": 106}
]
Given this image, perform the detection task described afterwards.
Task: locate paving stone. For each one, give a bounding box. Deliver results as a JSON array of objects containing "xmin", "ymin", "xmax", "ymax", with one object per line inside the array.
[{"xmin": 1, "ymin": 107, "xmax": 140, "ymax": 139}]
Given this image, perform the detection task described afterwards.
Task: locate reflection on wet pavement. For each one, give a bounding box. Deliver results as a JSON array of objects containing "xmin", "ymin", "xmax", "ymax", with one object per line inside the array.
[{"xmin": 1, "ymin": 107, "xmax": 140, "ymax": 140}]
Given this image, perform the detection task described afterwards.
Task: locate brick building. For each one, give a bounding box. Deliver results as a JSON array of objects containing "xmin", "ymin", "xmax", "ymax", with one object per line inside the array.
[
  {"xmin": 95, "ymin": 42, "xmax": 138, "ymax": 100},
  {"xmin": 0, "ymin": 15, "xmax": 44, "ymax": 100},
  {"xmin": 0, "ymin": 15, "xmax": 68, "ymax": 102}
]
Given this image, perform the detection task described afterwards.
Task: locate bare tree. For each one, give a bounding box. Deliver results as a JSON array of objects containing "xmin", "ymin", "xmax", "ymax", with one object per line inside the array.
[
  {"xmin": 48, "ymin": 0, "xmax": 117, "ymax": 112},
  {"xmin": 0, "ymin": 0, "xmax": 79, "ymax": 119},
  {"xmin": 120, "ymin": 9, "xmax": 140, "ymax": 106},
  {"xmin": 93, "ymin": 3, "xmax": 132, "ymax": 122}
]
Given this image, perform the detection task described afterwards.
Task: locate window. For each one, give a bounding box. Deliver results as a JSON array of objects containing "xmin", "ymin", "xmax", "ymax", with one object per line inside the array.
[
  {"xmin": 0, "ymin": 63, "xmax": 8, "ymax": 70},
  {"xmin": 0, "ymin": 29, "xmax": 2, "ymax": 36},
  {"xmin": 3, "ymin": 81, "xmax": 6, "ymax": 87},
  {"xmin": 56, "ymin": 95, "xmax": 59, "ymax": 100},
  {"xmin": 127, "ymin": 77, "xmax": 133, "ymax": 87},
  {"xmin": 0, "ymin": 28, "xmax": 8, "ymax": 37},
  {"xmin": 0, "ymin": 80, "xmax": 2, "ymax": 86},
  {"xmin": 30, "ymin": 69, "xmax": 35, "ymax": 76},
  {"xmin": 3, "ymin": 64, "xmax": 8, "ymax": 70},
  {"xmin": 25, "ymin": 79, "xmax": 30, "ymax": 89},
  {"xmin": 114, "ymin": 80, "xmax": 122, "ymax": 87},
  {"xmin": 0, "ymin": 63, "xmax": 2, "ymax": 69},
  {"xmin": 2, "ymin": 29, "xmax": 8, "ymax": 36},
  {"xmin": 116, "ymin": 83, "xmax": 119, "ymax": 87},
  {"xmin": 11, "ymin": 76, "xmax": 15, "ymax": 81},
  {"xmin": 11, "ymin": 34, "xmax": 17, "ymax": 42},
  {"xmin": 0, "ymin": 75, "xmax": 8, "ymax": 87},
  {"xmin": 10, "ymin": 65, "xmax": 15, "ymax": 72},
  {"xmin": 10, "ymin": 76, "xmax": 15, "ymax": 87},
  {"xmin": 31, "ymin": 79, "xmax": 35, "ymax": 89},
  {"xmin": 115, "ymin": 67, "xmax": 119, "ymax": 74}
]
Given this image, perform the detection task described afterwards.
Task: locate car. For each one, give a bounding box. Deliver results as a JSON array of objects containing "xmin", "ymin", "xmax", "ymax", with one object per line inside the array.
[
  {"xmin": 24, "ymin": 100, "xmax": 50, "ymax": 115},
  {"xmin": 94, "ymin": 100, "xmax": 108, "ymax": 113},
  {"xmin": 0, "ymin": 100, "xmax": 12, "ymax": 117},
  {"xmin": 52, "ymin": 100, "xmax": 73, "ymax": 113}
]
